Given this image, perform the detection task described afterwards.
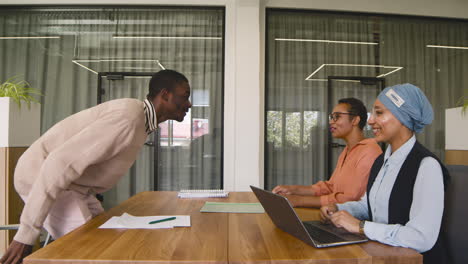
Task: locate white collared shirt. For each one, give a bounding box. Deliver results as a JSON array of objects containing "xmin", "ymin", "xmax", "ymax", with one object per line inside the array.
[
  {"xmin": 337, "ymin": 135, "xmax": 444, "ymax": 253},
  {"xmin": 143, "ymin": 99, "xmax": 158, "ymax": 134}
]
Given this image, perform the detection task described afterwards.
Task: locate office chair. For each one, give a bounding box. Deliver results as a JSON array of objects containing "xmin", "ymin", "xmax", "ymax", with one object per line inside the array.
[
  {"xmin": 444, "ymin": 165, "xmax": 468, "ymax": 264},
  {"xmin": 0, "ymin": 225, "xmax": 51, "ymax": 247}
]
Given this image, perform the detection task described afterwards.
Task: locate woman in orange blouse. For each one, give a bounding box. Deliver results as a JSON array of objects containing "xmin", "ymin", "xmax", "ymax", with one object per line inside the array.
[{"xmin": 273, "ymin": 98, "xmax": 382, "ymax": 208}]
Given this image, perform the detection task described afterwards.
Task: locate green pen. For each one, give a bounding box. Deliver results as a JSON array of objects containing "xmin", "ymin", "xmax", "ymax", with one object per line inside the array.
[{"xmin": 148, "ymin": 216, "xmax": 176, "ymax": 224}]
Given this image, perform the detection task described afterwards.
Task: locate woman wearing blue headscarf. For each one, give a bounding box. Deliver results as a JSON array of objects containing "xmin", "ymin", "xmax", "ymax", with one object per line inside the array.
[{"xmin": 320, "ymin": 84, "xmax": 449, "ymax": 264}]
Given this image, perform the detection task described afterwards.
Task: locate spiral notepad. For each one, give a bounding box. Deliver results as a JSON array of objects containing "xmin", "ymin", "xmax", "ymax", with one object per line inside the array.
[{"xmin": 178, "ymin": 189, "xmax": 229, "ymax": 198}]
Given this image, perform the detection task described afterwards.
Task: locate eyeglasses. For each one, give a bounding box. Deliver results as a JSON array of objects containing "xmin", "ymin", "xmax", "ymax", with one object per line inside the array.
[{"xmin": 328, "ymin": 112, "xmax": 356, "ymax": 122}]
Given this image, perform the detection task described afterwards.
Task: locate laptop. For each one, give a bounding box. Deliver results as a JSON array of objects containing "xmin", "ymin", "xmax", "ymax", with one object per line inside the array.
[{"xmin": 250, "ymin": 185, "xmax": 368, "ymax": 248}]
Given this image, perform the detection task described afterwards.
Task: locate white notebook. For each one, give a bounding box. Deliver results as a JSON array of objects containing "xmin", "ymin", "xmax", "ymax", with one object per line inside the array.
[{"xmin": 178, "ymin": 189, "xmax": 229, "ymax": 198}]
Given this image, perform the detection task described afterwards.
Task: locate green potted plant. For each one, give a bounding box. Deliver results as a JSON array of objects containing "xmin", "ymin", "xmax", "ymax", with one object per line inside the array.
[
  {"xmin": 0, "ymin": 76, "xmax": 42, "ymax": 108},
  {"xmin": 457, "ymin": 96, "xmax": 468, "ymax": 114},
  {"xmin": 0, "ymin": 76, "xmax": 42, "ymax": 147},
  {"xmin": 445, "ymin": 94, "xmax": 468, "ymax": 165}
]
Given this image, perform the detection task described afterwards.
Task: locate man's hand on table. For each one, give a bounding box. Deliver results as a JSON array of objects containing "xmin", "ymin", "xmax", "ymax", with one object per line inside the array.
[{"xmin": 0, "ymin": 240, "xmax": 33, "ymax": 264}]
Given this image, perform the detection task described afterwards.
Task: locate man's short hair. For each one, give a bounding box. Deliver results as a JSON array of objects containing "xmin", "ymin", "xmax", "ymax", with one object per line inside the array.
[
  {"xmin": 338, "ymin": 97, "xmax": 368, "ymax": 130},
  {"xmin": 147, "ymin": 69, "xmax": 188, "ymax": 100}
]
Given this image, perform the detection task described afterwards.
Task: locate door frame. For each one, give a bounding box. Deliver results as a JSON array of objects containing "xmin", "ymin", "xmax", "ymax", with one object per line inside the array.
[
  {"xmin": 326, "ymin": 76, "xmax": 385, "ymax": 177},
  {"xmin": 97, "ymin": 72, "xmax": 154, "ymax": 104}
]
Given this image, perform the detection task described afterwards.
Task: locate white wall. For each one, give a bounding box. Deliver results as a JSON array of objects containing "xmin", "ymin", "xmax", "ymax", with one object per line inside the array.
[
  {"xmin": 223, "ymin": 0, "xmax": 265, "ymax": 191},
  {"xmin": 0, "ymin": 0, "xmax": 466, "ymax": 190}
]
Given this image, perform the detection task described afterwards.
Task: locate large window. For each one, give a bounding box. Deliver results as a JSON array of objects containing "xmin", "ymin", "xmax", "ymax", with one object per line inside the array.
[
  {"xmin": 265, "ymin": 9, "xmax": 468, "ymax": 190},
  {"xmin": 0, "ymin": 7, "xmax": 224, "ymax": 208}
]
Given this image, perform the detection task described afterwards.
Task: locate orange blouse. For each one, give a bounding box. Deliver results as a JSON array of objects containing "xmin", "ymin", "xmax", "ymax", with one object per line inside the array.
[{"xmin": 311, "ymin": 138, "xmax": 382, "ymax": 206}]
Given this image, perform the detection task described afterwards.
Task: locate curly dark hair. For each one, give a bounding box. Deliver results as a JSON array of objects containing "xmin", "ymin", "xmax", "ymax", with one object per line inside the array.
[
  {"xmin": 147, "ymin": 69, "xmax": 188, "ymax": 100},
  {"xmin": 338, "ymin": 97, "xmax": 368, "ymax": 130}
]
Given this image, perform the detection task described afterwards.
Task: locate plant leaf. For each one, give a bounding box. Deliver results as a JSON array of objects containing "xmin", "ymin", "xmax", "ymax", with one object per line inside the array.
[{"xmin": 0, "ymin": 75, "xmax": 43, "ymax": 109}]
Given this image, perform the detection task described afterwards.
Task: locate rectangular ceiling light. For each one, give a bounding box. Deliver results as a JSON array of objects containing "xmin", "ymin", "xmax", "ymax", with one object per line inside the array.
[
  {"xmin": 72, "ymin": 60, "xmax": 98, "ymax": 75},
  {"xmin": 309, "ymin": 79, "xmax": 361, "ymax": 83},
  {"xmin": 72, "ymin": 59, "xmax": 165, "ymax": 75},
  {"xmin": 275, "ymin": 38, "xmax": 378, "ymax": 45},
  {"xmin": 426, "ymin": 44, "xmax": 468, "ymax": 50},
  {"xmin": 113, "ymin": 35, "xmax": 222, "ymax": 40},
  {"xmin": 305, "ymin": 64, "xmax": 403, "ymax": 81},
  {"xmin": 0, "ymin": 36, "xmax": 60, "ymax": 39}
]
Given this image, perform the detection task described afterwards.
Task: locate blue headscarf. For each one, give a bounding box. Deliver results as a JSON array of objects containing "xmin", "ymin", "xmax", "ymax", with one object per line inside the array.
[{"xmin": 377, "ymin": 83, "xmax": 433, "ymax": 133}]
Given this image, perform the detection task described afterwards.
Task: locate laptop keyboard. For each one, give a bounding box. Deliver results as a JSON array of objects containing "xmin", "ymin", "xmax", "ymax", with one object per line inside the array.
[{"xmin": 303, "ymin": 223, "xmax": 345, "ymax": 244}]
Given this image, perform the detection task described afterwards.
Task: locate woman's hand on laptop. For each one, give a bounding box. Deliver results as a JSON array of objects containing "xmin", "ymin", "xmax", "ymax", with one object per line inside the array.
[
  {"xmin": 272, "ymin": 185, "xmax": 295, "ymax": 195},
  {"xmin": 320, "ymin": 204, "xmax": 338, "ymax": 223},
  {"xmin": 329, "ymin": 210, "xmax": 360, "ymax": 234},
  {"xmin": 272, "ymin": 185, "xmax": 314, "ymax": 196}
]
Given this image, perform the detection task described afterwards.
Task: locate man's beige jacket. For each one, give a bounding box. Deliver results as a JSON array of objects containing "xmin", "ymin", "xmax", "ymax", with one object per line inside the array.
[{"xmin": 14, "ymin": 98, "xmax": 148, "ymax": 245}]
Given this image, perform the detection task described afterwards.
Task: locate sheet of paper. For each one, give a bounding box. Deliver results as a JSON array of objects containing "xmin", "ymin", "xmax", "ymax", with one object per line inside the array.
[
  {"xmin": 178, "ymin": 189, "xmax": 229, "ymax": 198},
  {"xmin": 99, "ymin": 216, "xmax": 125, "ymax": 229},
  {"xmin": 99, "ymin": 213, "xmax": 191, "ymax": 229},
  {"xmin": 200, "ymin": 202, "xmax": 265, "ymax": 213}
]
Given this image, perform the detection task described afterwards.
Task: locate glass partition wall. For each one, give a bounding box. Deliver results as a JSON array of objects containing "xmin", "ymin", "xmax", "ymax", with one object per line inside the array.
[
  {"xmin": 265, "ymin": 9, "xmax": 468, "ymax": 190},
  {"xmin": 0, "ymin": 7, "xmax": 224, "ymax": 208}
]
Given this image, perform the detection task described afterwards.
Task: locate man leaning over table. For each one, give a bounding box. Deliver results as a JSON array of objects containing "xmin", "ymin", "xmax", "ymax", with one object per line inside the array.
[{"xmin": 0, "ymin": 69, "xmax": 192, "ymax": 264}]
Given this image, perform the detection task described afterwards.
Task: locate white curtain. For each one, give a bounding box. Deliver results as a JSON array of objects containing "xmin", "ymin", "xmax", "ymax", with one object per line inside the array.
[
  {"xmin": 380, "ymin": 17, "xmax": 468, "ymax": 157},
  {"xmin": 0, "ymin": 7, "xmax": 224, "ymax": 209},
  {"xmin": 266, "ymin": 10, "xmax": 468, "ymax": 189},
  {"xmin": 266, "ymin": 10, "xmax": 376, "ymax": 190}
]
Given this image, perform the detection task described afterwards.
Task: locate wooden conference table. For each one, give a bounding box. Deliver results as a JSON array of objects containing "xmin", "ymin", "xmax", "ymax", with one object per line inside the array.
[{"xmin": 25, "ymin": 191, "xmax": 422, "ymax": 264}]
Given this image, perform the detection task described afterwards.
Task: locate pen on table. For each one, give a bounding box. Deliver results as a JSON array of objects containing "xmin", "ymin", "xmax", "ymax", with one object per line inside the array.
[{"xmin": 148, "ymin": 216, "xmax": 176, "ymax": 224}]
